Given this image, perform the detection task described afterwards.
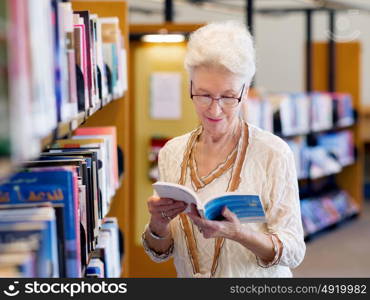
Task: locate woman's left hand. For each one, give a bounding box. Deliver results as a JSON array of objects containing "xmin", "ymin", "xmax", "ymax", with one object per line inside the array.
[
  {"xmin": 188, "ymin": 204, "xmax": 280, "ymax": 264},
  {"xmin": 187, "ymin": 204, "xmax": 242, "ymax": 240}
]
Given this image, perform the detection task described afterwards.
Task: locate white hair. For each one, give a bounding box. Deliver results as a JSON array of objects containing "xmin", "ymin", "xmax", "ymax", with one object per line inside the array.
[{"xmin": 184, "ymin": 21, "xmax": 256, "ymax": 86}]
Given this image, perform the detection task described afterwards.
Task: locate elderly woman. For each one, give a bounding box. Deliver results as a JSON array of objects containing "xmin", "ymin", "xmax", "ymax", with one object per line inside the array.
[{"xmin": 142, "ymin": 21, "xmax": 306, "ymax": 277}]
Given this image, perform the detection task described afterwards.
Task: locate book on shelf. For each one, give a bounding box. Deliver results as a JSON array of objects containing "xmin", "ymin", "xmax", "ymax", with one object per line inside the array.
[
  {"xmin": 8, "ymin": 0, "xmax": 38, "ymax": 162},
  {"xmin": 74, "ymin": 10, "xmax": 95, "ymax": 109},
  {"xmin": 92, "ymin": 14, "xmax": 109, "ymax": 103},
  {"xmin": 317, "ymin": 130, "xmax": 355, "ymax": 167},
  {"xmin": 300, "ymin": 190, "xmax": 359, "ymax": 238},
  {"xmin": 310, "ymin": 92, "xmax": 334, "ymax": 132},
  {"xmin": 29, "ymin": 0, "xmax": 57, "ymax": 140},
  {"xmin": 285, "ymin": 130, "xmax": 355, "ymax": 180},
  {"xmin": 0, "ymin": 205, "xmax": 59, "ymax": 278},
  {"xmin": 101, "ymin": 217, "xmax": 122, "ymax": 277},
  {"xmin": 41, "ymin": 150, "xmax": 101, "ymax": 253},
  {"xmin": 245, "ymin": 91, "xmax": 355, "ymax": 138},
  {"xmin": 148, "ymin": 136, "xmax": 171, "ymax": 182},
  {"xmin": 306, "ymin": 146, "xmax": 342, "ymax": 179},
  {"xmin": 100, "ymin": 17, "xmax": 126, "ymax": 99},
  {"xmin": 61, "ymin": 2, "xmax": 79, "ymax": 118},
  {"xmin": 94, "ymin": 217, "xmax": 121, "ymax": 278},
  {"xmin": 278, "ymin": 93, "xmax": 310, "ymax": 136},
  {"xmin": 152, "ymin": 182, "xmax": 266, "ymax": 223},
  {"xmin": 52, "ymin": 138, "xmax": 111, "ymax": 217},
  {"xmin": 286, "ymin": 138, "xmax": 310, "ymax": 180},
  {"xmin": 1, "ymin": 0, "xmax": 128, "ymax": 165},
  {"xmin": 74, "ymin": 126, "xmax": 119, "ymax": 190},
  {"xmin": 0, "ymin": 167, "xmax": 81, "ymax": 277},
  {"xmin": 0, "ymin": 124, "xmax": 122, "ymax": 278},
  {"xmin": 73, "ymin": 14, "xmax": 90, "ymax": 111},
  {"xmin": 85, "ymin": 257, "xmax": 105, "ymax": 278},
  {"xmin": 0, "ymin": 245, "xmax": 37, "ymax": 277},
  {"xmin": 332, "ymin": 93, "xmax": 355, "ymax": 128},
  {"xmin": 243, "ymin": 96, "xmax": 273, "ymax": 133}
]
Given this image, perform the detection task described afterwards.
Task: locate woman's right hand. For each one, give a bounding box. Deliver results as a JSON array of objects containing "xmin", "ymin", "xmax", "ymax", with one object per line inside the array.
[{"xmin": 147, "ymin": 195, "xmax": 188, "ymax": 237}]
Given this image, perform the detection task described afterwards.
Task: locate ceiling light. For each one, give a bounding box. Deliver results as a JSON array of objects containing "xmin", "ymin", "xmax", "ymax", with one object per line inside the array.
[{"xmin": 141, "ymin": 34, "xmax": 185, "ymax": 43}]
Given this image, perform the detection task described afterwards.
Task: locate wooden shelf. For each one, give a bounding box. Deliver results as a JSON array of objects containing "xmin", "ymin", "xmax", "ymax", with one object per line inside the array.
[
  {"xmin": 313, "ymin": 41, "xmax": 363, "ymax": 210},
  {"xmin": 279, "ymin": 123, "xmax": 355, "ymax": 139},
  {"xmin": 0, "ymin": 0, "xmax": 131, "ymax": 278},
  {"xmin": 0, "ymin": 97, "xmax": 120, "ymax": 181},
  {"xmin": 360, "ymin": 105, "xmax": 370, "ymax": 143},
  {"xmin": 304, "ymin": 212, "xmax": 359, "ymax": 241},
  {"xmin": 298, "ymin": 161, "xmax": 356, "ymax": 182}
]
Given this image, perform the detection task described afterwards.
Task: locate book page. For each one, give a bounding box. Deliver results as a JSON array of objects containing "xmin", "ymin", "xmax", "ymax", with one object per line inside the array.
[{"xmin": 152, "ymin": 182, "xmax": 198, "ymax": 213}]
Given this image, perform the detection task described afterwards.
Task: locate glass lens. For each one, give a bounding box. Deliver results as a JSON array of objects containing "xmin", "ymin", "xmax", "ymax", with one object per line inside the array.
[
  {"xmin": 193, "ymin": 96, "xmax": 212, "ymax": 106},
  {"xmin": 193, "ymin": 96, "xmax": 239, "ymax": 108},
  {"xmin": 220, "ymin": 98, "xmax": 239, "ymax": 107}
]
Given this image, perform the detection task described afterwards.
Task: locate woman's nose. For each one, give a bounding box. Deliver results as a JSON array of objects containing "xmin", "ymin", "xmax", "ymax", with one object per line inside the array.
[{"xmin": 207, "ymin": 99, "xmax": 222, "ymax": 115}]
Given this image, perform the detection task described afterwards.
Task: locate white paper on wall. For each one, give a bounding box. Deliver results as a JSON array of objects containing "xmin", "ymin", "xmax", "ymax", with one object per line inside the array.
[{"xmin": 150, "ymin": 72, "xmax": 182, "ymax": 119}]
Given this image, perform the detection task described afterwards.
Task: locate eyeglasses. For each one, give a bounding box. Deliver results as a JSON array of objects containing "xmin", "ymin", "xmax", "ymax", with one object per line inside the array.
[{"xmin": 190, "ymin": 80, "xmax": 245, "ymax": 109}]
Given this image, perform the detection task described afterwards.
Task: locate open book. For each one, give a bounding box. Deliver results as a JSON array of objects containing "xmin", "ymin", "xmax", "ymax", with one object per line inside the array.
[{"xmin": 152, "ymin": 182, "xmax": 266, "ymax": 223}]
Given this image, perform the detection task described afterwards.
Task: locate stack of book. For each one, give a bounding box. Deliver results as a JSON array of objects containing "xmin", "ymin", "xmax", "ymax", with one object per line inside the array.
[
  {"xmin": 148, "ymin": 136, "xmax": 171, "ymax": 182},
  {"xmin": 287, "ymin": 130, "xmax": 355, "ymax": 180},
  {"xmin": 86, "ymin": 217, "xmax": 122, "ymax": 278},
  {"xmin": 269, "ymin": 93, "xmax": 310, "ymax": 137},
  {"xmin": 316, "ymin": 130, "xmax": 355, "ymax": 167},
  {"xmin": 0, "ymin": 205, "xmax": 59, "ymax": 277},
  {"xmin": 244, "ymin": 96, "xmax": 273, "ymax": 133},
  {"xmin": 301, "ymin": 190, "xmax": 359, "ymax": 238},
  {"xmin": 0, "ymin": 0, "xmax": 127, "ymax": 163},
  {"xmin": 245, "ymin": 91, "xmax": 354, "ymax": 137},
  {"xmin": 0, "ymin": 126, "xmax": 122, "ymax": 277}
]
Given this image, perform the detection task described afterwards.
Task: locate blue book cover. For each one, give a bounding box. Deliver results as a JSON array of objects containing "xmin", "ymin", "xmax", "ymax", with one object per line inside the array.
[
  {"xmin": 96, "ymin": 229, "xmax": 113, "ymax": 277},
  {"xmin": 0, "ymin": 169, "xmax": 81, "ymax": 277},
  {"xmin": 0, "ymin": 243, "xmax": 37, "ymax": 277},
  {"xmin": 0, "ymin": 206, "xmax": 59, "ymax": 277},
  {"xmin": 153, "ymin": 182, "xmax": 266, "ymax": 223},
  {"xmin": 102, "ymin": 217, "xmax": 121, "ymax": 277},
  {"xmin": 203, "ymin": 194, "xmax": 266, "ymax": 223},
  {"xmin": 0, "ymin": 222, "xmax": 47, "ymax": 277}
]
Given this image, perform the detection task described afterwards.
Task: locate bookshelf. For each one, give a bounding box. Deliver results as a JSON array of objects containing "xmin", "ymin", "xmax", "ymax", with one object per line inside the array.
[
  {"xmin": 0, "ymin": 104, "xmax": 113, "ymax": 180},
  {"xmin": 312, "ymin": 41, "xmax": 363, "ymax": 211},
  {"xmin": 0, "ymin": 0, "xmax": 130, "ymax": 278},
  {"xmin": 70, "ymin": 0, "xmax": 132, "ymax": 278},
  {"xmin": 245, "ymin": 42, "xmax": 363, "ymax": 239}
]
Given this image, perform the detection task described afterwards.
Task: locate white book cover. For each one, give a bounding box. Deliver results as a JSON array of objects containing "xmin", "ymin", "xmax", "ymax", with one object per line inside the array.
[
  {"xmin": 57, "ymin": 2, "xmax": 71, "ymax": 122},
  {"xmin": 28, "ymin": 0, "xmax": 57, "ymax": 139},
  {"xmin": 60, "ymin": 2, "xmax": 78, "ymax": 118},
  {"xmin": 95, "ymin": 18, "xmax": 109, "ymax": 101}
]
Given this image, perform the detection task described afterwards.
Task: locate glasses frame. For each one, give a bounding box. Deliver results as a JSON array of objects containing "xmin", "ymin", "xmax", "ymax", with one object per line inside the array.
[{"xmin": 190, "ymin": 80, "xmax": 245, "ymax": 108}]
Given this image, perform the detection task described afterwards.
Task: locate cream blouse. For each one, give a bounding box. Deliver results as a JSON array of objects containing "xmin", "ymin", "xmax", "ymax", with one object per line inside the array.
[{"xmin": 143, "ymin": 122, "xmax": 306, "ymax": 277}]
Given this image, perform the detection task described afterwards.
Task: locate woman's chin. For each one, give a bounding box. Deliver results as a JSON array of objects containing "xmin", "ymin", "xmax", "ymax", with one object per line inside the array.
[{"xmin": 202, "ymin": 117, "xmax": 227, "ymax": 131}]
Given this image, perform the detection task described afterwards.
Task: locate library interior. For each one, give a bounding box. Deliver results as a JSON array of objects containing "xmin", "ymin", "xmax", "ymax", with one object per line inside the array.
[{"xmin": 0, "ymin": 0, "xmax": 369, "ymax": 278}]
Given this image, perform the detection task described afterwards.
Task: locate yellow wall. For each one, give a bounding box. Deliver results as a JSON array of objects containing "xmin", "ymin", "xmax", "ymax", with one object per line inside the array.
[{"xmin": 132, "ymin": 42, "xmax": 199, "ymax": 246}]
